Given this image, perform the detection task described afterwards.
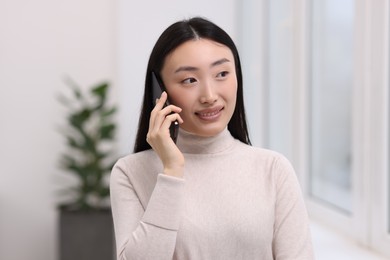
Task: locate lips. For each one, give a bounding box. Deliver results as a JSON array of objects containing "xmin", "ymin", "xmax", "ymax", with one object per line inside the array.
[{"xmin": 195, "ymin": 106, "xmax": 224, "ymax": 121}]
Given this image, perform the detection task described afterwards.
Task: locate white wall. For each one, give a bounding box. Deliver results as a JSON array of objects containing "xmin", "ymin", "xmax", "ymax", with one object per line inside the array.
[
  {"xmin": 0, "ymin": 1, "xmax": 115, "ymax": 259},
  {"xmin": 0, "ymin": 1, "xmax": 241, "ymax": 259}
]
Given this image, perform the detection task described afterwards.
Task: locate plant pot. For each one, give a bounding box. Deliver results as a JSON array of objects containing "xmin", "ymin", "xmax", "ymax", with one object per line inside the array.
[{"xmin": 59, "ymin": 208, "xmax": 115, "ymax": 260}]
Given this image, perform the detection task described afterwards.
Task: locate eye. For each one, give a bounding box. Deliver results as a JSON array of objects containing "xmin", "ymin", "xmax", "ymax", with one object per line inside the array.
[
  {"xmin": 216, "ymin": 71, "xmax": 229, "ymax": 78},
  {"xmin": 182, "ymin": 77, "xmax": 197, "ymax": 84}
]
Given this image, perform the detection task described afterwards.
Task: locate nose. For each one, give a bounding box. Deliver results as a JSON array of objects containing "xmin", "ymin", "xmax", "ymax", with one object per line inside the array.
[{"xmin": 199, "ymin": 81, "xmax": 218, "ymax": 104}]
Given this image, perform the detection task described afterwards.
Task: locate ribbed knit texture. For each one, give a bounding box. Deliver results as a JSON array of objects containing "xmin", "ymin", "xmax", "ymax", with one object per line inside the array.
[{"xmin": 110, "ymin": 128, "xmax": 314, "ymax": 260}]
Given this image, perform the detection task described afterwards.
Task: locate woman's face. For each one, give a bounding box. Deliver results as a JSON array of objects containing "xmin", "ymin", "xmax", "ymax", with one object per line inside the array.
[{"xmin": 160, "ymin": 39, "xmax": 237, "ymax": 137}]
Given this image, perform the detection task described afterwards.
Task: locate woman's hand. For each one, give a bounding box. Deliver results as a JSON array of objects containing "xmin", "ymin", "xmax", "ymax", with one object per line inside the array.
[{"xmin": 147, "ymin": 92, "xmax": 184, "ymax": 178}]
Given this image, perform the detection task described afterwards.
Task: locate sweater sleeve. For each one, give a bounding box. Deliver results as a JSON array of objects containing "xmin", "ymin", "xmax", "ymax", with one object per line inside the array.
[
  {"xmin": 110, "ymin": 159, "xmax": 185, "ymax": 260},
  {"xmin": 272, "ymin": 155, "xmax": 315, "ymax": 260}
]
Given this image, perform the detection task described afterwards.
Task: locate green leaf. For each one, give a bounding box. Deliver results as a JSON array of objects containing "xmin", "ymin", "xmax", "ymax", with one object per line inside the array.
[
  {"xmin": 62, "ymin": 160, "xmax": 83, "ymax": 176},
  {"xmin": 101, "ymin": 107, "xmax": 117, "ymax": 117},
  {"xmin": 83, "ymin": 135, "xmax": 97, "ymax": 154},
  {"xmin": 91, "ymin": 82, "xmax": 109, "ymax": 98},
  {"xmin": 66, "ymin": 136, "xmax": 82, "ymax": 150},
  {"xmin": 100, "ymin": 124, "xmax": 116, "ymax": 139},
  {"xmin": 69, "ymin": 108, "xmax": 91, "ymax": 128}
]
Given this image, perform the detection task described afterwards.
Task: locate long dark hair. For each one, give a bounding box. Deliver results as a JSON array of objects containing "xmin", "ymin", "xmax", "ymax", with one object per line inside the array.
[{"xmin": 133, "ymin": 17, "xmax": 251, "ymax": 153}]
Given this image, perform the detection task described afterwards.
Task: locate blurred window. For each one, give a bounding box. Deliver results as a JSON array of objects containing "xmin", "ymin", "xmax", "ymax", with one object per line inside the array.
[
  {"xmin": 309, "ymin": 0, "xmax": 354, "ymax": 213},
  {"xmin": 267, "ymin": 0, "xmax": 294, "ymax": 158}
]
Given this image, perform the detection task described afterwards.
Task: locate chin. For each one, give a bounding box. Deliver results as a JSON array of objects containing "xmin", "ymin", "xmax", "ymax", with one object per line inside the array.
[{"xmin": 191, "ymin": 125, "xmax": 226, "ymax": 137}]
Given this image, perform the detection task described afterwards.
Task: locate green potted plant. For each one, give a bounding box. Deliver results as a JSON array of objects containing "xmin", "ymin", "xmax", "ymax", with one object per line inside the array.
[{"xmin": 57, "ymin": 78, "xmax": 117, "ymax": 260}]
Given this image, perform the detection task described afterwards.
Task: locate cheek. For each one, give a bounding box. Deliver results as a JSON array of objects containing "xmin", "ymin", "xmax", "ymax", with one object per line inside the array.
[
  {"xmin": 227, "ymin": 94, "xmax": 237, "ymax": 116},
  {"xmin": 169, "ymin": 93, "xmax": 197, "ymax": 124},
  {"xmin": 224, "ymin": 83, "xmax": 238, "ymax": 118},
  {"xmin": 226, "ymin": 80, "xmax": 238, "ymax": 104},
  {"xmin": 168, "ymin": 91, "xmax": 192, "ymax": 112}
]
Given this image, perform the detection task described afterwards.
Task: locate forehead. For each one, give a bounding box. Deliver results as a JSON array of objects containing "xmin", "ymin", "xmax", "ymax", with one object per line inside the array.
[{"xmin": 163, "ymin": 39, "xmax": 235, "ymax": 70}]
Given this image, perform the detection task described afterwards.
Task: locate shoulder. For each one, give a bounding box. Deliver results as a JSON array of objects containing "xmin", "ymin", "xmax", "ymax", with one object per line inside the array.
[
  {"xmin": 111, "ymin": 149, "xmax": 161, "ymax": 183},
  {"xmin": 235, "ymin": 141, "xmax": 291, "ymax": 164},
  {"xmin": 234, "ymin": 141, "xmax": 296, "ymax": 176},
  {"xmin": 114, "ymin": 149, "xmax": 157, "ymax": 170}
]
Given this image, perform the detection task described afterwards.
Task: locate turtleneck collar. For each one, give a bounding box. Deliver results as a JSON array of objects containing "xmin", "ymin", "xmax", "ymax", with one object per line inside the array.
[{"xmin": 176, "ymin": 128, "xmax": 236, "ymax": 154}]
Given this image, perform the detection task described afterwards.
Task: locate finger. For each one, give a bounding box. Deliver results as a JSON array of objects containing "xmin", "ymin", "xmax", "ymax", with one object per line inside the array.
[
  {"xmin": 154, "ymin": 91, "xmax": 168, "ymax": 110},
  {"xmin": 147, "ymin": 113, "xmax": 182, "ymax": 146},
  {"xmin": 161, "ymin": 113, "xmax": 183, "ymax": 131},
  {"xmin": 149, "ymin": 92, "xmax": 167, "ymax": 130},
  {"xmin": 160, "ymin": 104, "xmax": 182, "ymax": 115},
  {"xmin": 151, "ymin": 104, "xmax": 182, "ymax": 131},
  {"xmin": 149, "ymin": 111, "xmax": 182, "ymax": 139},
  {"xmin": 169, "ymin": 113, "xmax": 184, "ymax": 124}
]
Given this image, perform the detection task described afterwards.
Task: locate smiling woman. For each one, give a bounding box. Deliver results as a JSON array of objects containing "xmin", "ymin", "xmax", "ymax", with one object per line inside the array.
[
  {"xmin": 110, "ymin": 17, "xmax": 314, "ymax": 260},
  {"xmin": 161, "ymin": 39, "xmax": 237, "ymax": 137}
]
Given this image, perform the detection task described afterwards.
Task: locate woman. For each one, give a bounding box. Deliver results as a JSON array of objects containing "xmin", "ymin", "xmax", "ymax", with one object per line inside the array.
[{"xmin": 110, "ymin": 17, "xmax": 314, "ymax": 260}]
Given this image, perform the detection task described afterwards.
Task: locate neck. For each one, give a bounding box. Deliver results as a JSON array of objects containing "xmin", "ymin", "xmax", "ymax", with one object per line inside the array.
[{"xmin": 176, "ymin": 128, "xmax": 236, "ymax": 154}]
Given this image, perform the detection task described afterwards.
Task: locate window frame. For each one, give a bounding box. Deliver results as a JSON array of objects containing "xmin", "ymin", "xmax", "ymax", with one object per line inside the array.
[
  {"xmin": 239, "ymin": 0, "xmax": 390, "ymax": 257},
  {"xmin": 368, "ymin": 0, "xmax": 390, "ymax": 256}
]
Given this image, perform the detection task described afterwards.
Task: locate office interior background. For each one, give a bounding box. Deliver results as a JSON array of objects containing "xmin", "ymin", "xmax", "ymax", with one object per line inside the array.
[{"xmin": 1, "ymin": 0, "xmax": 389, "ymax": 259}]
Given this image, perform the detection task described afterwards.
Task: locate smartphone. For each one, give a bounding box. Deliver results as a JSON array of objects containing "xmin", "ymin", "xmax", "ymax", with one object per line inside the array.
[{"xmin": 151, "ymin": 71, "xmax": 179, "ymax": 143}]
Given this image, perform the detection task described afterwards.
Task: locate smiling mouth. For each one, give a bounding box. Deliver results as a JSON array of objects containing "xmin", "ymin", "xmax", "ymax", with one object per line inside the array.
[{"xmin": 195, "ymin": 107, "xmax": 224, "ymax": 120}]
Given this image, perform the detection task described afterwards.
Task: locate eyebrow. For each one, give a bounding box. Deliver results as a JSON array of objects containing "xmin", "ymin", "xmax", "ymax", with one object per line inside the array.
[{"xmin": 174, "ymin": 58, "xmax": 231, "ymax": 73}]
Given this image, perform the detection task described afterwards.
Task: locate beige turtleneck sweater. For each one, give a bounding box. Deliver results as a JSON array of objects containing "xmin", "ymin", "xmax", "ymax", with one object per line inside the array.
[{"xmin": 110, "ymin": 128, "xmax": 314, "ymax": 260}]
